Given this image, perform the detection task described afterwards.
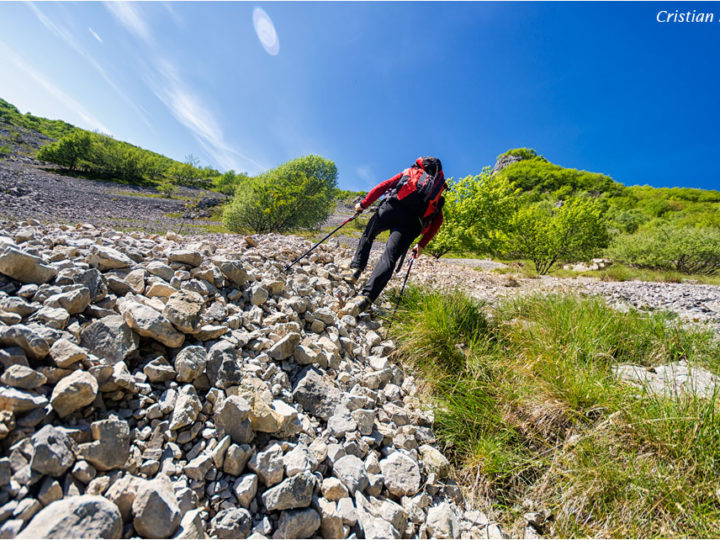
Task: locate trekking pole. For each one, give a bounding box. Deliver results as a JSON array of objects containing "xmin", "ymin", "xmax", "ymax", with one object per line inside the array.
[
  {"xmin": 387, "ymin": 254, "xmax": 415, "ymax": 330},
  {"xmin": 282, "ymin": 212, "xmax": 360, "ymax": 273}
]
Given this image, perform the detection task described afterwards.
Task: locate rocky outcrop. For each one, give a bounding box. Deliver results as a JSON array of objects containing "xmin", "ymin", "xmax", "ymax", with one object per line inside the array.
[{"xmin": 0, "ymin": 221, "xmax": 501, "ymax": 539}]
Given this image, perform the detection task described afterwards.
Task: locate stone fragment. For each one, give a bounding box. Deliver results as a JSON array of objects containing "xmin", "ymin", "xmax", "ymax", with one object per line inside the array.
[
  {"xmin": 80, "ymin": 315, "xmax": 138, "ymax": 364},
  {"xmin": 316, "ymin": 498, "xmax": 345, "ymax": 539},
  {"xmin": 169, "ymin": 385, "xmax": 202, "ymax": 431},
  {"xmin": 143, "ymin": 356, "xmax": 176, "ymax": 383},
  {"xmin": 292, "ymin": 366, "xmax": 342, "ymax": 421},
  {"xmin": 18, "ymin": 495, "xmax": 122, "ymax": 539},
  {"xmin": 174, "ymin": 346, "xmax": 207, "ymax": 382},
  {"xmin": 321, "ymin": 477, "xmax": 349, "ymax": 501},
  {"xmin": 328, "ymin": 406, "xmax": 357, "ymax": 438},
  {"xmin": 0, "ymin": 365, "xmax": 46, "ymax": 389},
  {"xmin": 248, "ymin": 443, "xmax": 284, "ymax": 486},
  {"xmin": 185, "ymin": 452, "xmax": 214, "ymax": 481},
  {"xmin": 216, "ymin": 259, "xmax": 248, "ymax": 287},
  {"xmin": 71, "ymin": 460, "xmax": 97, "ymax": 484},
  {"xmin": 211, "ymin": 507, "xmax": 253, "ymax": 539},
  {"xmin": 333, "ymin": 455, "xmax": 368, "ymax": 495},
  {"xmin": 283, "ymin": 444, "xmax": 317, "ymax": 476},
  {"xmin": 379, "ymin": 451, "xmax": 421, "ymax": 497},
  {"xmin": 234, "ymin": 473, "xmax": 258, "ymax": 508},
  {"xmin": 30, "ymin": 425, "xmax": 75, "ymax": 477},
  {"xmin": 147, "ymin": 261, "xmax": 174, "ymax": 281},
  {"xmin": 104, "ymin": 474, "xmax": 143, "ymax": 521},
  {"xmin": 214, "ymin": 396, "xmax": 254, "ymax": 444},
  {"xmin": 267, "ymin": 332, "xmax": 301, "ymax": 361},
  {"xmin": 419, "ymin": 444, "xmax": 451, "ymax": 478},
  {"xmin": 49, "ymin": 338, "xmax": 87, "ymax": 368},
  {"xmin": 38, "ymin": 477, "xmax": 63, "ymax": 506},
  {"xmin": 32, "ymin": 306, "xmax": 70, "ymax": 329},
  {"xmin": 0, "ymin": 246, "xmax": 56, "ymax": 284},
  {"xmin": 0, "ymin": 386, "xmax": 47, "ymax": 413},
  {"xmin": 77, "ymin": 417, "xmax": 131, "ymax": 471},
  {"xmin": 0, "ymin": 324, "xmax": 49, "ymax": 359},
  {"xmin": 168, "ymin": 249, "xmax": 202, "ymax": 267},
  {"xmin": 75, "ymin": 268, "xmax": 107, "ymax": 303},
  {"xmin": 45, "ymin": 287, "xmax": 91, "ymax": 315},
  {"xmin": 273, "ymin": 508, "xmax": 321, "ymax": 539},
  {"xmin": 132, "ymin": 474, "xmax": 181, "ymax": 539},
  {"xmin": 123, "ymin": 300, "xmax": 184, "ymax": 348},
  {"xmin": 50, "ymin": 370, "xmax": 98, "ymax": 417},
  {"xmin": 88, "ymin": 245, "xmax": 133, "ymax": 270},
  {"xmin": 262, "ymin": 471, "xmax": 315, "ymax": 511},
  {"xmin": 224, "ymin": 444, "xmax": 253, "ymax": 476},
  {"xmin": 163, "ymin": 289, "xmax": 205, "ymax": 334},
  {"xmin": 206, "ymin": 340, "xmax": 243, "ymax": 389},
  {"xmin": 175, "ymin": 508, "xmax": 206, "ymax": 539},
  {"xmin": 425, "ymin": 502, "xmax": 459, "ymax": 539}
]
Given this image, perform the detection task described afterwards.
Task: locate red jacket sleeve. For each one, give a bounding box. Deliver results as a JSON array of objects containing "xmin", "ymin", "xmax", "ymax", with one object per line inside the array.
[
  {"xmin": 360, "ymin": 173, "xmax": 403, "ymax": 208},
  {"xmin": 418, "ymin": 210, "xmax": 444, "ymax": 249}
]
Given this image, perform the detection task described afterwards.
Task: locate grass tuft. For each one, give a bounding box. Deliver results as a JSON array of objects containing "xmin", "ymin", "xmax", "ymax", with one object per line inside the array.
[{"xmin": 387, "ymin": 286, "xmax": 720, "ymax": 537}]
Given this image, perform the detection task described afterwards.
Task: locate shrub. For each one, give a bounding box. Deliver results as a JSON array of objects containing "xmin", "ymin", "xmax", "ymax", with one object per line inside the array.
[
  {"xmin": 509, "ymin": 196, "xmax": 609, "ymax": 274},
  {"xmin": 37, "ymin": 131, "xmax": 91, "ymax": 171},
  {"xmin": 608, "ymin": 225, "xmax": 720, "ymax": 275},
  {"xmin": 0, "ymin": 145, "xmax": 10, "ymax": 158},
  {"xmin": 214, "ymin": 170, "xmax": 249, "ymax": 198},
  {"xmin": 223, "ymin": 155, "xmax": 338, "ymax": 233},
  {"xmin": 426, "ymin": 169, "xmax": 519, "ymax": 258}
]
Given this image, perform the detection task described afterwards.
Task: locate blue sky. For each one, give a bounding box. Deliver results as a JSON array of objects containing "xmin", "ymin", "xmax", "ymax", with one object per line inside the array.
[{"xmin": 1, "ymin": 2, "xmax": 718, "ymax": 192}]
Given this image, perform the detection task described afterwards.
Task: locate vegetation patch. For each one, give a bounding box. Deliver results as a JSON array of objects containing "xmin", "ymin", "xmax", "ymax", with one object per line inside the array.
[{"xmin": 388, "ymin": 286, "xmax": 720, "ymax": 537}]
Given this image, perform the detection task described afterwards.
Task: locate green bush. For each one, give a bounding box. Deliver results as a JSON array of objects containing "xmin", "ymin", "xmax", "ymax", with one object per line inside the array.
[
  {"xmin": 608, "ymin": 225, "xmax": 720, "ymax": 275},
  {"xmin": 213, "ymin": 170, "xmax": 249, "ymax": 198},
  {"xmin": 426, "ymin": 168, "xmax": 519, "ymax": 258},
  {"xmin": 0, "ymin": 145, "xmax": 10, "ymax": 158},
  {"xmin": 37, "ymin": 131, "xmax": 91, "ymax": 171},
  {"xmin": 509, "ymin": 196, "xmax": 609, "ymax": 274},
  {"xmin": 223, "ymin": 155, "xmax": 338, "ymax": 233}
]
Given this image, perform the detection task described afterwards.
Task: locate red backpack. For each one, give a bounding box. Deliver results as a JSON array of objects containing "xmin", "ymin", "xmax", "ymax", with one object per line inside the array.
[{"xmin": 390, "ymin": 156, "xmax": 447, "ymax": 220}]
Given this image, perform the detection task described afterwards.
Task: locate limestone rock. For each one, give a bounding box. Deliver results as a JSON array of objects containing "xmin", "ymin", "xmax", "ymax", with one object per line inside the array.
[
  {"xmin": 169, "ymin": 385, "xmax": 202, "ymax": 430},
  {"xmin": 211, "ymin": 507, "xmax": 253, "ymax": 539},
  {"xmin": 30, "ymin": 425, "xmax": 75, "ymax": 477},
  {"xmin": 0, "ymin": 386, "xmax": 48, "ymax": 413},
  {"xmin": 0, "ymin": 246, "xmax": 57, "ymax": 284},
  {"xmin": 425, "ymin": 502, "xmax": 459, "ymax": 539},
  {"xmin": 262, "ymin": 471, "xmax": 316, "ymax": 511},
  {"xmin": 122, "ymin": 300, "xmax": 185, "ymax": 348},
  {"xmin": 49, "ymin": 338, "xmax": 87, "ymax": 368},
  {"xmin": 333, "ymin": 455, "xmax": 368, "ymax": 495},
  {"xmin": 132, "ymin": 474, "xmax": 181, "ymax": 538},
  {"xmin": 234, "ymin": 473, "xmax": 258, "ymax": 508},
  {"xmin": 267, "ymin": 332, "xmax": 301, "ymax": 361},
  {"xmin": 224, "ymin": 444, "xmax": 253, "ymax": 476},
  {"xmin": 80, "ymin": 315, "xmax": 138, "ymax": 364},
  {"xmin": 379, "ymin": 451, "xmax": 421, "ymax": 497},
  {"xmin": 168, "ymin": 249, "xmax": 202, "ymax": 267},
  {"xmin": 77, "ymin": 417, "xmax": 131, "ymax": 471},
  {"xmin": 292, "ymin": 366, "xmax": 342, "ymax": 421},
  {"xmin": 174, "ymin": 346, "xmax": 207, "ymax": 382},
  {"xmin": 214, "ymin": 396, "xmax": 254, "ymax": 444},
  {"xmin": 50, "ymin": 370, "xmax": 98, "ymax": 417},
  {"xmin": 273, "ymin": 508, "xmax": 321, "ymax": 539},
  {"xmin": 0, "ymin": 364, "xmax": 47, "ymax": 389},
  {"xmin": 0, "ymin": 324, "xmax": 50, "ymax": 359},
  {"xmin": 88, "ymin": 245, "xmax": 134, "ymax": 270},
  {"xmin": 18, "ymin": 495, "xmax": 122, "ymax": 539},
  {"xmin": 163, "ymin": 290, "xmax": 204, "ymax": 334},
  {"xmin": 249, "ymin": 443, "xmax": 285, "ymax": 486}
]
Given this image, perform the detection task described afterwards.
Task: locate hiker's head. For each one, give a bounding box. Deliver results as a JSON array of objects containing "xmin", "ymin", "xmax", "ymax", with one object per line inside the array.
[{"xmin": 416, "ymin": 156, "xmax": 443, "ymax": 180}]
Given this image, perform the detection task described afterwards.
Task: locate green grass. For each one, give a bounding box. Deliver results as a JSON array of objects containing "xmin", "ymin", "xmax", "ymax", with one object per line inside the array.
[
  {"xmin": 551, "ymin": 263, "xmax": 720, "ymax": 286},
  {"xmin": 115, "ymin": 190, "xmax": 175, "ymax": 199},
  {"xmin": 387, "ymin": 287, "xmax": 720, "ymax": 537}
]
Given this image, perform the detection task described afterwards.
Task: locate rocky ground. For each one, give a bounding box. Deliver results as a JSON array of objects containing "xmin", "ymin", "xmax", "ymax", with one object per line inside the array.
[
  {"xmin": 0, "ymin": 160, "xmax": 222, "ymax": 234},
  {"xmin": 0, "ymin": 220, "xmax": 502, "ymax": 539}
]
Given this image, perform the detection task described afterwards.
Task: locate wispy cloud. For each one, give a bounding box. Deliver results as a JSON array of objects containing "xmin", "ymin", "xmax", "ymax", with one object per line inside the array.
[
  {"xmin": 88, "ymin": 27, "xmax": 103, "ymax": 43},
  {"xmin": 252, "ymin": 7, "xmax": 280, "ymax": 56},
  {"xmin": 163, "ymin": 3, "xmax": 184, "ymax": 29},
  {"xmin": 105, "ymin": 2, "xmax": 152, "ymax": 44},
  {"xmin": 149, "ymin": 59, "xmax": 265, "ymax": 173},
  {"xmin": 0, "ymin": 39, "xmax": 110, "ymax": 134},
  {"xmin": 356, "ymin": 165, "xmax": 376, "ymax": 184},
  {"xmin": 28, "ymin": 3, "xmax": 152, "ymax": 128}
]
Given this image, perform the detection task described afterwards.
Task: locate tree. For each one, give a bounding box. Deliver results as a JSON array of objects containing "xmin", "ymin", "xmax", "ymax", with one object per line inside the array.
[
  {"xmin": 425, "ymin": 168, "xmax": 519, "ymax": 258},
  {"xmin": 214, "ymin": 170, "xmax": 249, "ymax": 198},
  {"xmin": 223, "ymin": 155, "xmax": 338, "ymax": 233},
  {"xmin": 37, "ymin": 131, "xmax": 91, "ymax": 171},
  {"xmin": 509, "ymin": 196, "xmax": 609, "ymax": 274}
]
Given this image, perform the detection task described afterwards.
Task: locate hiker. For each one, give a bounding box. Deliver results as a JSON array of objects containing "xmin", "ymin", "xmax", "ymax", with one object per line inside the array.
[{"xmin": 342, "ymin": 156, "xmax": 446, "ymax": 313}]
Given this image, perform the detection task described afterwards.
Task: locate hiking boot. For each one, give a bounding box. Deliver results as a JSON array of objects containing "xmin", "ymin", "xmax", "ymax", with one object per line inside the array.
[
  {"xmin": 341, "ymin": 267, "xmax": 363, "ymax": 283},
  {"xmin": 339, "ymin": 295, "xmax": 371, "ymax": 317}
]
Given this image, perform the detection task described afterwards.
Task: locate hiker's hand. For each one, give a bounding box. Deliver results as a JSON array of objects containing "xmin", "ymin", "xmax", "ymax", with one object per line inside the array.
[
  {"xmin": 412, "ymin": 244, "xmax": 423, "ymax": 257},
  {"xmin": 354, "ymin": 203, "xmax": 364, "ymax": 213}
]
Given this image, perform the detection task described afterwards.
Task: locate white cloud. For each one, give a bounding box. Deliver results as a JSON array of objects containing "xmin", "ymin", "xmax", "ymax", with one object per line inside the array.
[
  {"xmin": 105, "ymin": 2, "xmax": 152, "ymax": 44},
  {"xmin": 253, "ymin": 7, "xmax": 279, "ymax": 56},
  {"xmin": 88, "ymin": 27, "xmax": 103, "ymax": 43},
  {"xmin": 28, "ymin": 3, "xmax": 152, "ymax": 128},
  {"xmin": 0, "ymin": 40, "xmax": 110, "ymax": 134},
  {"xmin": 149, "ymin": 58, "xmax": 265, "ymax": 173},
  {"xmin": 356, "ymin": 165, "xmax": 376, "ymax": 184}
]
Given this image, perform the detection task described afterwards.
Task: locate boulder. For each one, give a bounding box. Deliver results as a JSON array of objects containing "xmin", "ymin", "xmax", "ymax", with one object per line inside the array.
[
  {"xmin": 174, "ymin": 346, "xmax": 207, "ymax": 382},
  {"xmin": 379, "ymin": 451, "xmax": 421, "ymax": 497},
  {"xmin": 49, "ymin": 338, "xmax": 87, "ymax": 368},
  {"xmin": 262, "ymin": 471, "xmax": 316, "ymax": 511},
  {"xmin": 88, "ymin": 245, "xmax": 133, "ymax": 270},
  {"xmin": 214, "ymin": 396, "xmax": 254, "ymax": 444},
  {"xmin": 18, "ymin": 495, "xmax": 122, "ymax": 539},
  {"xmin": 30, "ymin": 425, "xmax": 75, "ymax": 477},
  {"xmin": 425, "ymin": 502, "xmax": 460, "ymax": 539},
  {"xmin": 292, "ymin": 366, "xmax": 342, "ymax": 421},
  {"xmin": 132, "ymin": 474, "xmax": 181, "ymax": 538},
  {"xmin": 333, "ymin": 455, "xmax": 368, "ymax": 495},
  {"xmin": 0, "ymin": 246, "xmax": 56, "ymax": 284},
  {"xmin": 0, "ymin": 386, "xmax": 48, "ymax": 413},
  {"xmin": 50, "ymin": 370, "xmax": 98, "ymax": 418},
  {"xmin": 169, "ymin": 385, "xmax": 202, "ymax": 430},
  {"xmin": 273, "ymin": 508, "xmax": 321, "ymax": 539},
  {"xmin": 249, "ymin": 443, "xmax": 285, "ymax": 486},
  {"xmin": 77, "ymin": 417, "xmax": 131, "ymax": 471},
  {"xmin": 80, "ymin": 315, "xmax": 138, "ymax": 364},
  {"xmin": 211, "ymin": 507, "xmax": 253, "ymax": 539},
  {"xmin": 122, "ymin": 300, "xmax": 184, "ymax": 348},
  {"xmin": 0, "ymin": 324, "xmax": 50, "ymax": 359},
  {"xmin": 0, "ymin": 364, "xmax": 47, "ymax": 389}
]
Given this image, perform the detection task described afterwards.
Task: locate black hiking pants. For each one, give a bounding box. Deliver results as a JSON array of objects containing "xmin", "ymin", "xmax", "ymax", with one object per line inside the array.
[{"xmin": 350, "ymin": 201, "xmax": 424, "ymax": 302}]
